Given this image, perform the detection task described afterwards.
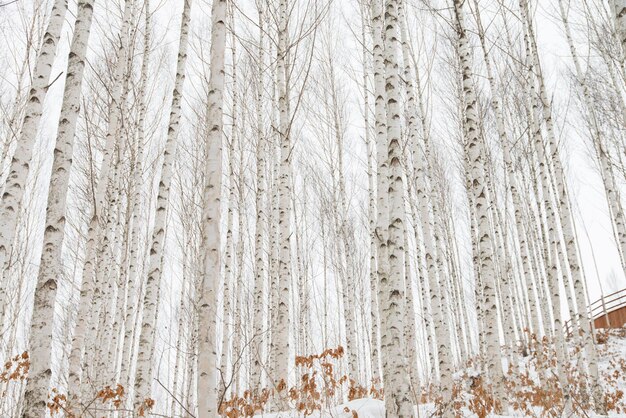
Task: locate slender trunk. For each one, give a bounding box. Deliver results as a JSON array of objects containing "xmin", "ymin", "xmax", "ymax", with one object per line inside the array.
[
  {"xmin": 366, "ymin": 100, "xmax": 381, "ymax": 388},
  {"xmin": 120, "ymin": 0, "xmax": 151, "ymax": 389},
  {"xmin": 399, "ymin": 1, "xmax": 453, "ymax": 401},
  {"xmin": 403, "ymin": 223, "xmax": 420, "ymax": 397},
  {"xmin": 134, "ymin": 0, "xmax": 191, "ymax": 406},
  {"xmin": 520, "ymin": 0, "xmax": 571, "ymax": 408},
  {"xmin": 22, "ymin": 1, "xmax": 93, "ymax": 415},
  {"xmin": 453, "ymin": 0, "xmax": 506, "ymax": 409},
  {"xmin": 0, "ymin": 0, "xmax": 68, "ymax": 330},
  {"xmin": 328, "ymin": 55, "xmax": 359, "ymax": 381},
  {"xmin": 379, "ymin": 1, "xmax": 413, "ymax": 416},
  {"xmin": 250, "ymin": 1, "xmax": 266, "ymax": 391},
  {"xmin": 273, "ymin": 0, "xmax": 291, "ymax": 400},
  {"xmin": 220, "ymin": 101, "xmax": 237, "ymax": 401},
  {"xmin": 472, "ymin": 0, "xmax": 540, "ymax": 338},
  {"xmin": 69, "ymin": 0, "xmax": 134, "ymax": 392},
  {"xmin": 197, "ymin": 0, "xmax": 226, "ymax": 416}
]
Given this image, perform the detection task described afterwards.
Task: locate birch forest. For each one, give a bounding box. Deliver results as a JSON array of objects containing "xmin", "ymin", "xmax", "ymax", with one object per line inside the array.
[{"xmin": 2, "ymin": 0, "xmax": 626, "ymax": 416}]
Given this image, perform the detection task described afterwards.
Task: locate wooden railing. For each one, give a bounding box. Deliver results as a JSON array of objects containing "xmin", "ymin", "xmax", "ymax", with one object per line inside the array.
[{"xmin": 564, "ymin": 288, "xmax": 626, "ymax": 336}]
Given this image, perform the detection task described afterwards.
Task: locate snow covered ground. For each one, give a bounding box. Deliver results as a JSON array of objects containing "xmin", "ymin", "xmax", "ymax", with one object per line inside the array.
[
  {"xmin": 254, "ymin": 398, "xmax": 626, "ymax": 417},
  {"xmin": 254, "ymin": 331, "xmax": 626, "ymax": 417}
]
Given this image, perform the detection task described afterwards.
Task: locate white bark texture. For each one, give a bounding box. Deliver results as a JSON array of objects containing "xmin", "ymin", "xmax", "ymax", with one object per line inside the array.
[
  {"xmin": 521, "ymin": 1, "xmax": 571, "ymax": 408},
  {"xmin": 93, "ymin": 0, "xmax": 136, "ymax": 389},
  {"xmin": 22, "ymin": 1, "xmax": 93, "ymax": 416},
  {"xmin": 454, "ymin": 0, "xmax": 506, "ymax": 407},
  {"xmin": 380, "ymin": 0, "xmax": 413, "ymax": 416},
  {"xmin": 371, "ymin": 0, "xmax": 390, "ymax": 392},
  {"xmin": 69, "ymin": 0, "xmax": 134, "ymax": 393},
  {"xmin": 472, "ymin": 0, "xmax": 541, "ymax": 338},
  {"xmin": 220, "ymin": 91, "xmax": 237, "ymax": 397},
  {"xmin": 134, "ymin": 0, "xmax": 191, "ymax": 407},
  {"xmin": 331, "ymin": 61, "xmax": 360, "ymax": 381},
  {"xmin": 362, "ymin": 30, "xmax": 382, "ymax": 382},
  {"xmin": 121, "ymin": 0, "xmax": 151, "ymax": 388},
  {"xmin": 557, "ymin": 0, "xmax": 607, "ymax": 410},
  {"xmin": 359, "ymin": 0, "xmax": 382, "ymax": 386},
  {"xmin": 274, "ymin": 0, "xmax": 291, "ymax": 398},
  {"xmin": 250, "ymin": 1, "xmax": 266, "ymax": 390},
  {"xmin": 0, "ymin": 0, "xmax": 68, "ymax": 327},
  {"xmin": 197, "ymin": 0, "xmax": 226, "ymax": 416},
  {"xmin": 398, "ymin": 0, "xmax": 454, "ymax": 402}
]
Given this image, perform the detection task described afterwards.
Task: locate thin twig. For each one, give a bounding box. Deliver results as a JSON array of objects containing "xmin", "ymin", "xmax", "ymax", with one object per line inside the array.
[{"xmin": 155, "ymin": 378, "xmax": 196, "ymax": 418}]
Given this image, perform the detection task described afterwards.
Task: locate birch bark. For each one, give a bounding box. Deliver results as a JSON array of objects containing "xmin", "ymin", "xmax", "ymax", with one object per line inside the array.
[
  {"xmin": 0, "ymin": 0, "xmax": 68, "ymax": 328},
  {"xmin": 472, "ymin": 0, "xmax": 541, "ymax": 337},
  {"xmin": 197, "ymin": 0, "xmax": 227, "ymax": 416},
  {"xmin": 520, "ymin": 2, "xmax": 571, "ymax": 407},
  {"xmin": 453, "ymin": 0, "xmax": 506, "ymax": 408},
  {"xmin": 399, "ymin": 0, "xmax": 453, "ymax": 402},
  {"xmin": 22, "ymin": 1, "xmax": 93, "ymax": 415},
  {"xmin": 370, "ymin": 0, "xmax": 389, "ymax": 390},
  {"xmin": 134, "ymin": 0, "xmax": 191, "ymax": 407},
  {"xmin": 120, "ymin": 0, "xmax": 151, "ymax": 388},
  {"xmin": 220, "ymin": 91, "xmax": 237, "ymax": 399},
  {"xmin": 556, "ymin": 0, "xmax": 605, "ymax": 410},
  {"xmin": 360, "ymin": 0, "xmax": 382, "ymax": 386},
  {"xmin": 379, "ymin": 0, "xmax": 413, "ymax": 416},
  {"xmin": 274, "ymin": 0, "xmax": 291, "ymax": 399},
  {"xmin": 250, "ymin": 1, "xmax": 266, "ymax": 390},
  {"xmin": 330, "ymin": 57, "xmax": 360, "ymax": 381},
  {"xmin": 362, "ymin": 62, "xmax": 382, "ymax": 387},
  {"xmin": 69, "ymin": 0, "xmax": 134, "ymax": 392}
]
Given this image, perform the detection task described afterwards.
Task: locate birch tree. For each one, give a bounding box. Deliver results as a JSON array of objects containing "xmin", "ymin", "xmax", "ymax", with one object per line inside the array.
[
  {"xmin": 453, "ymin": 0, "xmax": 506, "ymax": 409},
  {"xmin": 134, "ymin": 0, "xmax": 192, "ymax": 407},
  {"xmin": 68, "ymin": 0, "xmax": 135, "ymax": 395},
  {"xmin": 120, "ymin": 0, "xmax": 152, "ymax": 389},
  {"xmin": 197, "ymin": 0, "xmax": 227, "ymax": 416},
  {"xmin": 378, "ymin": 0, "xmax": 413, "ymax": 415},
  {"xmin": 250, "ymin": 0, "xmax": 267, "ymax": 391},
  {"xmin": 274, "ymin": 0, "xmax": 291, "ymax": 398},
  {"xmin": 22, "ymin": 0, "xmax": 94, "ymax": 415},
  {"xmin": 0, "ymin": 0, "xmax": 68, "ymax": 329}
]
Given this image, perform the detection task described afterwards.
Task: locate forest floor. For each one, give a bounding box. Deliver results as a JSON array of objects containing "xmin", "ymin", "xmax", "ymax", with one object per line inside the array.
[{"xmin": 252, "ymin": 329, "xmax": 626, "ymax": 417}]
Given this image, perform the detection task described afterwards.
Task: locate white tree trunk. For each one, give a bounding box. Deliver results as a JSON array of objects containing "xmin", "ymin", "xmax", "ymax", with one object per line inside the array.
[
  {"xmin": 134, "ymin": 0, "xmax": 191, "ymax": 406},
  {"xmin": 69, "ymin": 0, "xmax": 134, "ymax": 394},
  {"xmin": 22, "ymin": 1, "xmax": 93, "ymax": 415},
  {"xmin": 359, "ymin": 0, "xmax": 382, "ymax": 386},
  {"xmin": 250, "ymin": 1, "xmax": 267, "ymax": 391},
  {"xmin": 93, "ymin": 0, "xmax": 136, "ymax": 388},
  {"xmin": 268, "ymin": 141, "xmax": 281, "ymax": 390},
  {"xmin": 220, "ymin": 99, "xmax": 237, "ymax": 400},
  {"xmin": 402, "ymin": 224, "xmax": 420, "ymax": 396},
  {"xmin": 399, "ymin": 0, "xmax": 455, "ymax": 399},
  {"xmin": 454, "ymin": 0, "xmax": 506, "ymax": 408},
  {"xmin": 471, "ymin": 0, "xmax": 541, "ymax": 339},
  {"xmin": 557, "ymin": 0, "xmax": 608, "ymax": 410},
  {"xmin": 0, "ymin": 0, "xmax": 68, "ymax": 328},
  {"xmin": 380, "ymin": 0, "xmax": 413, "ymax": 416},
  {"xmin": 197, "ymin": 0, "xmax": 226, "ymax": 416},
  {"xmin": 120, "ymin": 0, "xmax": 151, "ymax": 390},
  {"xmin": 329, "ymin": 56, "xmax": 360, "ymax": 381},
  {"xmin": 273, "ymin": 0, "xmax": 291, "ymax": 400},
  {"xmin": 371, "ymin": 0, "xmax": 390, "ymax": 395},
  {"xmin": 520, "ymin": 2, "xmax": 571, "ymax": 408}
]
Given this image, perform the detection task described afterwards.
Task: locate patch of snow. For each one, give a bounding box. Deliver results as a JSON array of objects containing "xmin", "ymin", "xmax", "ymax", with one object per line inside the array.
[{"xmin": 256, "ymin": 333, "xmax": 626, "ymax": 417}]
